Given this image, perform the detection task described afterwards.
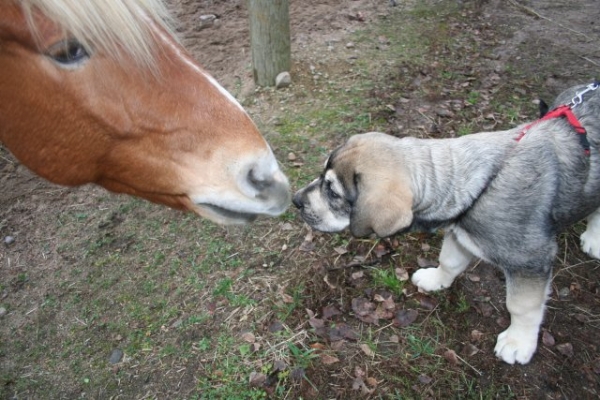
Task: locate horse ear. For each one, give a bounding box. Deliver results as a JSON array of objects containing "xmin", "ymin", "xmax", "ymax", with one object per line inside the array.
[{"xmin": 350, "ymin": 172, "xmax": 413, "ymax": 237}]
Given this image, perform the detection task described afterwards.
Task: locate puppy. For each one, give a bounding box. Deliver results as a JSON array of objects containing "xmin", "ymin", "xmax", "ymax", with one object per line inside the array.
[{"xmin": 293, "ymin": 82, "xmax": 600, "ymax": 365}]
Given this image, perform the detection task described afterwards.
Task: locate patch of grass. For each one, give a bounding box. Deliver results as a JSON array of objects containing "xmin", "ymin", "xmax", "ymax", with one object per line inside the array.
[{"xmin": 372, "ymin": 265, "xmax": 406, "ymax": 295}]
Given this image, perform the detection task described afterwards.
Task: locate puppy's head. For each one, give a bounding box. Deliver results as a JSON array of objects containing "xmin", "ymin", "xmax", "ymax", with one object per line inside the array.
[{"xmin": 293, "ymin": 132, "xmax": 414, "ymax": 237}]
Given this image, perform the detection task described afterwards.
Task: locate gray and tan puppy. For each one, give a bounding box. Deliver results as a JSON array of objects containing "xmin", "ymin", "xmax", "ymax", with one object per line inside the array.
[{"xmin": 293, "ymin": 82, "xmax": 600, "ymax": 365}]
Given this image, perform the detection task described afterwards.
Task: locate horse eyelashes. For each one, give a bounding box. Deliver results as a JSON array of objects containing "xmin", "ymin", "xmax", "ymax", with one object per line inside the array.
[{"xmin": 46, "ymin": 39, "xmax": 89, "ymax": 66}]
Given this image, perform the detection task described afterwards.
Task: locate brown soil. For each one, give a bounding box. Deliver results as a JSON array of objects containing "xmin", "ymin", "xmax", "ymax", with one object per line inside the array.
[{"xmin": 1, "ymin": 0, "xmax": 599, "ymax": 398}]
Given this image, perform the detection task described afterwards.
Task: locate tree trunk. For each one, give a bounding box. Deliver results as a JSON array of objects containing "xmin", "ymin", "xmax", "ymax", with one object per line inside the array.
[{"xmin": 248, "ymin": 0, "xmax": 291, "ymax": 87}]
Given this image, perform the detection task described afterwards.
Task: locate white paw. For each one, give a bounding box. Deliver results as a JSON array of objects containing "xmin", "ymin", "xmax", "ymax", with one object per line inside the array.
[
  {"xmin": 494, "ymin": 325, "xmax": 539, "ymax": 365},
  {"xmin": 411, "ymin": 267, "xmax": 453, "ymax": 292},
  {"xmin": 581, "ymin": 229, "xmax": 600, "ymax": 259}
]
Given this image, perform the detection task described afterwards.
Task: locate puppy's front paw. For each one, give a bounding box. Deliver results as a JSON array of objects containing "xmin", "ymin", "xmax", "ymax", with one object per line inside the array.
[
  {"xmin": 494, "ymin": 325, "xmax": 538, "ymax": 365},
  {"xmin": 581, "ymin": 229, "xmax": 600, "ymax": 259},
  {"xmin": 411, "ymin": 267, "xmax": 454, "ymax": 292}
]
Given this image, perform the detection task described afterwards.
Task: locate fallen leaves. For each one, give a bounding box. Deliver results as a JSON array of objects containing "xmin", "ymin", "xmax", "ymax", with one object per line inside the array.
[
  {"xmin": 351, "ymin": 297, "xmax": 378, "ymax": 324},
  {"xmin": 393, "ymin": 309, "xmax": 419, "ymax": 328},
  {"xmin": 352, "ymin": 366, "xmax": 378, "ymax": 395},
  {"xmin": 298, "ymin": 230, "xmax": 315, "ymax": 252},
  {"xmin": 360, "ymin": 343, "xmax": 375, "ymax": 357}
]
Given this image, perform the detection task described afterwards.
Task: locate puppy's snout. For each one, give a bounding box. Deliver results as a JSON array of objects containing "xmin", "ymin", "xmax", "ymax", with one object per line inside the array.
[{"xmin": 292, "ymin": 191, "xmax": 304, "ymax": 209}]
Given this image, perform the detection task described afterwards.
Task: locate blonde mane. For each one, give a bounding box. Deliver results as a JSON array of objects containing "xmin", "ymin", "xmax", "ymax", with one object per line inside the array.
[{"xmin": 19, "ymin": 0, "xmax": 176, "ymax": 68}]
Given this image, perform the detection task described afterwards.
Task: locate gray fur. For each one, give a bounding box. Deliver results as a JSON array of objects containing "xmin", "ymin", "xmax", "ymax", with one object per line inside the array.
[{"xmin": 293, "ymin": 82, "xmax": 600, "ymax": 364}]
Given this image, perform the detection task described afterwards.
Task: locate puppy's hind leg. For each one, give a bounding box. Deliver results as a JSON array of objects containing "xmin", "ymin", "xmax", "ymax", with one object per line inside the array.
[
  {"xmin": 494, "ymin": 271, "xmax": 550, "ymax": 365},
  {"xmin": 412, "ymin": 231, "xmax": 473, "ymax": 292},
  {"xmin": 581, "ymin": 208, "xmax": 600, "ymax": 259}
]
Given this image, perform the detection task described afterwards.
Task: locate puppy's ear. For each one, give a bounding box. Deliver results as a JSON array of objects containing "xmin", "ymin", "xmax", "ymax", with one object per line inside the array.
[{"xmin": 350, "ymin": 172, "xmax": 413, "ymax": 237}]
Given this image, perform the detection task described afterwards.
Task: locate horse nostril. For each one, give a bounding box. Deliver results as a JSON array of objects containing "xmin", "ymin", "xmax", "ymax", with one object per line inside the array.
[{"xmin": 248, "ymin": 167, "xmax": 271, "ymax": 192}]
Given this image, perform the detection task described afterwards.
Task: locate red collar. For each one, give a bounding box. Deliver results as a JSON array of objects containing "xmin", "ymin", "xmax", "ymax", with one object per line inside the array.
[{"xmin": 515, "ymin": 104, "xmax": 590, "ymax": 156}]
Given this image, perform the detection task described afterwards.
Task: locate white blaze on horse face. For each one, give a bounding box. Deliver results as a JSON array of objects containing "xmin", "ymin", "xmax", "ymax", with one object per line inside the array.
[
  {"xmin": 147, "ymin": 18, "xmax": 290, "ymax": 221},
  {"xmin": 150, "ymin": 20, "xmax": 246, "ymax": 114}
]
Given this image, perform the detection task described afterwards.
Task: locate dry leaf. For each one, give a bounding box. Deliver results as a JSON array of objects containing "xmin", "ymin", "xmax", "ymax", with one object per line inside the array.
[
  {"xmin": 389, "ymin": 334, "xmax": 400, "ymax": 343},
  {"xmin": 333, "ymin": 246, "xmax": 348, "ymax": 255},
  {"xmin": 351, "ymin": 297, "xmax": 378, "ymax": 324},
  {"xmin": 414, "ymin": 293, "xmax": 438, "ymax": 310},
  {"xmin": 418, "ymin": 374, "xmax": 433, "ymax": 384},
  {"xmin": 241, "ymin": 332, "xmax": 256, "ymax": 343},
  {"xmin": 467, "ymin": 273, "xmax": 480, "ymax": 282},
  {"xmin": 299, "ymin": 231, "xmax": 315, "ymax": 252},
  {"xmin": 444, "ymin": 349, "xmax": 459, "ymax": 365},
  {"xmin": 249, "ymin": 371, "xmax": 266, "ymax": 387},
  {"xmin": 291, "ymin": 367, "xmax": 305, "ymax": 382},
  {"xmin": 351, "ymin": 271, "xmax": 364, "ymax": 280},
  {"xmin": 470, "ymin": 330, "xmax": 484, "ymax": 342},
  {"xmin": 496, "ymin": 316, "xmax": 510, "ymax": 329},
  {"xmin": 417, "ymin": 257, "xmax": 438, "ymax": 268},
  {"xmin": 354, "ymin": 366, "xmax": 366, "ymax": 378},
  {"xmin": 330, "ymin": 340, "xmax": 345, "ymax": 351},
  {"xmin": 574, "ymin": 314, "xmax": 588, "ymax": 323},
  {"xmin": 309, "ymin": 317, "xmax": 325, "ymax": 329},
  {"xmin": 542, "ymin": 330, "xmax": 555, "ymax": 347},
  {"xmin": 280, "ymin": 293, "xmax": 294, "ymax": 304},
  {"xmin": 322, "ymin": 304, "xmax": 341, "ymax": 320},
  {"xmin": 476, "ymin": 303, "xmax": 493, "ymax": 317},
  {"xmin": 310, "ymin": 343, "xmax": 326, "ymax": 351},
  {"xmin": 324, "ymin": 274, "xmax": 337, "ymax": 290},
  {"xmin": 346, "ymin": 256, "xmax": 367, "ymax": 268},
  {"xmin": 395, "ymin": 267, "xmax": 409, "ymax": 281},
  {"xmin": 329, "ymin": 323, "xmax": 359, "ymax": 341},
  {"xmin": 268, "ymin": 320, "xmax": 284, "ymax": 333},
  {"xmin": 320, "ymin": 354, "xmax": 340, "ymax": 365},
  {"xmin": 366, "ymin": 377, "xmax": 379, "ymax": 387},
  {"xmin": 463, "ymin": 343, "xmax": 479, "ymax": 357},
  {"xmin": 360, "ymin": 343, "xmax": 375, "ymax": 357},
  {"xmin": 393, "ymin": 309, "xmax": 418, "ymax": 327},
  {"xmin": 374, "ymin": 243, "xmax": 389, "ymax": 258}
]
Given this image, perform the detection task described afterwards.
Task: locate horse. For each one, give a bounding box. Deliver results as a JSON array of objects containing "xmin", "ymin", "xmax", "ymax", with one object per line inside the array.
[{"xmin": 0, "ymin": 0, "xmax": 290, "ymax": 225}]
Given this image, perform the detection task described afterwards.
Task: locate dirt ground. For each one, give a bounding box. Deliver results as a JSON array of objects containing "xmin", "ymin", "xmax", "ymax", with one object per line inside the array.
[{"xmin": 2, "ymin": 0, "xmax": 600, "ymax": 398}]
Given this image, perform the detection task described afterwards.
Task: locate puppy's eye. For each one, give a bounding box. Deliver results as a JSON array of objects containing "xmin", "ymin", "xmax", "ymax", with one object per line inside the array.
[
  {"xmin": 46, "ymin": 39, "xmax": 90, "ymax": 66},
  {"xmin": 325, "ymin": 181, "xmax": 340, "ymax": 199}
]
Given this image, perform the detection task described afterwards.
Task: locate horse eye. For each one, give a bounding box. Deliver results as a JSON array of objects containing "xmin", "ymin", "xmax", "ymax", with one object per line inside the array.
[{"xmin": 46, "ymin": 39, "xmax": 89, "ymax": 66}]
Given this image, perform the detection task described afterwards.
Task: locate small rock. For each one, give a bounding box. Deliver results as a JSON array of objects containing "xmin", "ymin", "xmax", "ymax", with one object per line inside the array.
[
  {"xmin": 197, "ymin": 14, "xmax": 217, "ymax": 30},
  {"xmin": 558, "ymin": 287, "xmax": 570, "ymax": 298},
  {"xmin": 435, "ymin": 108, "xmax": 455, "ymax": 118},
  {"xmin": 556, "ymin": 342, "xmax": 574, "ymax": 358},
  {"xmin": 346, "ymin": 42, "xmax": 355, "ymax": 49},
  {"xmin": 287, "ymin": 152, "xmax": 297, "ymax": 161},
  {"xmin": 542, "ymin": 330, "xmax": 555, "ymax": 347},
  {"xmin": 4, "ymin": 236, "xmax": 15, "ymax": 245},
  {"xmin": 249, "ymin": 371, "xmax": 266, "ymax": 387},
  {"xmin": 109, "ymin": 349, "xmax": 124, "ymax": 364},
  {"xmin": 275, "ymin": 71, "xmax": 292, "ymax": 89},
  {"xmin": 0, "ymin": 307, "xmax": 7, "ymax": 317}
]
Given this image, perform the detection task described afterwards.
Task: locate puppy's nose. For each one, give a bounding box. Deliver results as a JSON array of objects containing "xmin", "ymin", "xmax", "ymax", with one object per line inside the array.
[{"xmin": 292, "ymin": 191, "xmax": 303, "ymax": 209}]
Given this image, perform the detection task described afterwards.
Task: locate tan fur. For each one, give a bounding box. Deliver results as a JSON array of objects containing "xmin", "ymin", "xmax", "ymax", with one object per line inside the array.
[{"xmin": 351, "ymin": 170, "xmax": 413, "ymax": 237}]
